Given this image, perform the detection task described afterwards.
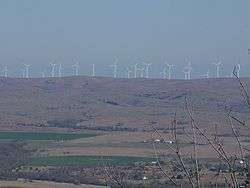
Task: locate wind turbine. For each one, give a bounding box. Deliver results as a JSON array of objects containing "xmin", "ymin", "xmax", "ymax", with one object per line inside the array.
[
  {"xmin": 183, "ymin": 62, "xmax": 192, "ymax": 80},
  {"xmin": 213, "ymin": 61, "xmax": 222, "ymax": 78},
  {"xmin": 126, "ymin": 67, "xmax": 132, "ymax": 78},
  {"xmin": 232, "ymin": 63, "xmax": 241, "ymax": 77},
  {"xmin": 166, "ymin": 63, "xmax": 174, "ymax": 79},
  {"xmin": 50, "ymin": 63, "xmax": 56, "ymax": 77},
  {"xmin": 236, "ymin": 63, "xmax": 241, "ymax": 77},
  {"xmin": 72, "ymin": 62, "xmax": 80, "ymax": 76},
  {"xmin": 134, "ymin": 63, "xmax": 138, "ymax": 78},
  {"xmin": 143, "ymin": 63, "xmax": 151, "ymax": 78},
  {"xmin": 205, "ymin": 70, "xmax": 210, "ymax": 78},
  {"xmin": 110, "ymin": 59, "xmax": 118, "ymax": 78},
  {"xmin": 21, "ymin": 68, "xmax": 25, "ymax": 78},
  {"xmin": 58, "ymin": 64, "xmax": 63, "ymax": 77},
  {"xmin": 41, "ymin": 71, "xmax": 46, "ymax": 78},
  {"xmin": 160, "ymin": 66, "xmax": 167, "ymax": 79},
  {"xmin": 202, "ymin": 70, "xmax": 210, "ymax": 78},
  {"xmin": 4, "ymin": 65, "xmax": 8, "ymax": 78},
  {"xmin": 24, "ymin": 64, "xmax": 31, "ymax": 78},
  {"xmin": 92, "ymin": 64, "xmax": 95, "ymax": 77},
  {"xmin": 138, "ymin": 67, "xmax": 145, "ymax": 78}
]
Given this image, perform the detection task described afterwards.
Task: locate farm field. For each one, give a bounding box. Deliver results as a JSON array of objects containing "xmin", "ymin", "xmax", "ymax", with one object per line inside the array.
[
  {"xmin": 28, "ymin": 155, "xmax": 154, "ymax": 167},
  {"xmin": 40, "ymin": 131, "xmax": 250, "ymax": 159},
  {"xmin": 0, "ymin": 180, "xmax": 109, "ymax": 188},
  {"xmin": 0, "ymin": 131, "xmax": 98, "ymax": 141},
  {"xmin": 0, "ymin": 77, "xmax": 249, "ymax": 187}
]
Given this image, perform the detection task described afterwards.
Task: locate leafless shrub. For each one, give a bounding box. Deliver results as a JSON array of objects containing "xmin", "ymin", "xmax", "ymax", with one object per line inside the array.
[
  {"xmin": 152, "ymin": 68, "xmax": 250, "ymax": 188},
  {"xmin": 102, "ymin": 160, "xmax": 126, "ymax": 188}
]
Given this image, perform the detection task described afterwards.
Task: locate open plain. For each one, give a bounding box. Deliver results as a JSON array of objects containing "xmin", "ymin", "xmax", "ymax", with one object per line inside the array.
[{"xmin": 0, "ymin": 76, "xmax": 249, "ymax": 187}]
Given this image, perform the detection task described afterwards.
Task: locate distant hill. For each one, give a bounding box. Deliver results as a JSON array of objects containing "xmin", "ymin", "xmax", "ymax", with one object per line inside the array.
[{"xmin": 0, "ymin": 76, "xmax": 249, "ymax": 132}]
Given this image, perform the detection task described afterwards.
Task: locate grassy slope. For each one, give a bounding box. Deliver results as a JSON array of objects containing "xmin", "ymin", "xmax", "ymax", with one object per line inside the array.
[
  {"xmin": 0, "ymin": 132, "xmax": 97, "ymax": 141},
  {"xmin": 29, "ymin": 155, "xmax": 154, "ymax": 166},
  {"xmin": 0, "ymin": 77, "xmax": 249, "ymax": 132}
]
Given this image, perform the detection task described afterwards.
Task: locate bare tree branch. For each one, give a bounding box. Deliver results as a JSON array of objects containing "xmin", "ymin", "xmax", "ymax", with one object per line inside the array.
[{"xmin": 233, "ymin": 66, "xmax": 250, "ymax": 108}]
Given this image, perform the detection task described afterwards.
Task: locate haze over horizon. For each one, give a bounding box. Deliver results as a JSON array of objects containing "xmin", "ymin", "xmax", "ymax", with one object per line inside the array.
[{"xmin": 0, "ymin": 0, "xmax": 250, "ymax": 78}]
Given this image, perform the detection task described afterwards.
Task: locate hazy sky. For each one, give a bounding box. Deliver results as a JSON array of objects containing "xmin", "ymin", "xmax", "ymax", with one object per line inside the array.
[{"xmin": 0, "ymin": 0, "xmax": 250, "ymax": 78}]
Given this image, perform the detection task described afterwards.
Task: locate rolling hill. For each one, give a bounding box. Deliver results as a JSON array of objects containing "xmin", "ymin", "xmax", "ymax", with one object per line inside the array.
[{"xmin": 0, "ymin": 76, "xmax": 249, "ymax": 132}]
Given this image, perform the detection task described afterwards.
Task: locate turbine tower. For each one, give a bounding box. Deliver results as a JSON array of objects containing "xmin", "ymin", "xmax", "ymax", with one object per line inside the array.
[
  {"xmin": 72, "ymin": 62, "xmax": 80, "ymax": 76},
  {"xmin": 213, "ymin": 61, "xmax": 222, "ymax": 78},
  {"xmin": 4, "ymin": 65, "xmax": 8, "ymax": 78},
  {"xmin": 143, "ymin": 63, "xmax": 151, "ymax": 78},
  {"xmin": 21, "ymin": 68, "xmax": 25, "ymax": 78},
  {"xmin": 24, "ymin": 64, "xmax": 31, "ymax": 78},
  {"xmin": 202, "ymin": 70, "xmax": 210, "ymax": 78},
  {"xmin": 205, "ymin": 70, "xmax": 210, "ymax": 78},
  {"xmin": 166, "ymin": 63, "xmax": 174, "ymax": 79},
  {"xmin": 41, "ymin": 71, "xmax": 46, "ymax": 78},
  {"xmin": 183, "ymin": 62, "xmax": 192, "ymax": 80},
  {"xmin": 92, "ymin": 64, "xmax": 95, "ymax": 77},
  {"xmin": 134, "ymin": 63, "xmax": 138, "ymax": 78},
  {"xmin": 160, "ymin": 66, "xmax": 167, "ymax": 79},
  {"xmin": 58, "ymin": 64, "xmax": 63, "ymax": 77},
  {"xmin": 50, "ymin": 63, "xmax": 56, "ymax": 77},
  {"xmin": 138, "ymin": 67, "xmax": 145, "ymax": 78},
  {"xmin": 235, "ymin": 63, "xmax": 241, "ymax": 77},
  {"xmin": 126, "ymin": 67, "xmax": 132, "ymax": 79},
  {"xmin": 110, "ymin": 59, "xmax": 118, "ymax": 78}
]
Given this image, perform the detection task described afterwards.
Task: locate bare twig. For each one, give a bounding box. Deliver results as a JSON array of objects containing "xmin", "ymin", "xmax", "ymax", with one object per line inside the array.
[
  {"xmin": 233, "ymin": 66, "xmax": 250, "ymax": 108},
  {"xmin": 185, "ymin": 97, "xmax": 239, "ymax": 187},
  {"xmin": 151, "ymin": 133, "xmax": 177, "ymax": 185},
  {"xmin": 191, "ymin": 112, "xmax": 200, "ymax": 188},
  {"xmin": 172, "ymin": 117, "xmax": 195, "ymax": 188},
  {"xmin": 102, "ymin": 157, "xmax": 126, "ymax": 188}
]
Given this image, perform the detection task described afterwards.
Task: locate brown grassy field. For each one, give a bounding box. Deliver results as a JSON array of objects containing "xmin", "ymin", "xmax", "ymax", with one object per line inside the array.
[
  {"xmin": 0, "ymin": 180, "xmax": 109, "ymax": 188},
  {"xmin": 42, "ymin": 130, "xmax": 250, "ymax": 159},
  {"xmin": 0, "ymin": 76, "xmax": 249, "ymax": 187},
  {"xmin": 0, "ymin": 76, "xmax": 249, "ymax": 133}
]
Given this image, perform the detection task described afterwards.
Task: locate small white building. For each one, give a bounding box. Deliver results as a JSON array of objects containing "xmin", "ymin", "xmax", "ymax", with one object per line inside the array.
[{"xmin": 143, "ymin": 176, "xmax": 148, "ymax": 180}]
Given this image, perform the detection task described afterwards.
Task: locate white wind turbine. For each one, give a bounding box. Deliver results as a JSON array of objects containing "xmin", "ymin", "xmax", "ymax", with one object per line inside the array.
[
  {"xmin": 92, "ymin": 64, "xmax": 95, "ymax": 77},
  {"xmin": 183, "ymin": 62, "xmax": 192, "ymax": 80},
  {"xmin": 4, "ymin": 65, "xmax": 8, "ymax": 78},
  {"xmin": 134, "ymin": 63, "xmax": 138, "ymax": 78},
  {"xmin": 236, "ymin": 63, "xmax": 241, "ymax": 77},
  {"xmin": 205, "ymin": 70, "xmax": 210, "ymax": 78},
  {"xmin": 20, "ymin": 68, "xmax": 25, "ymax": 78},
  {"xmin": 41, "ymin": 71, "xmax": 46, "ymax": 78},
  {"xmin": 202, "ymin": 70, "xmax": 210, "ymax": 78},
  {"xmin": 24, "ymin": 64, "xmax": 31, "ymax": 78},
  {"xmin": 143, "ymin": 63, "xmax": 151, "ymax": 78},
  {"xmin": 110, "ymin": 59, "xmax": 118, "ymax": 78},
  {"xmin": 126, "ymin": 67, "xmax": 132, "ymax": 78},
  {"xmin": 138, "ymin": 67, "xmax": 145, "ymax": 78},
  {"xmin": 232, "ymin": 63, "xmax": 241, "ymax": 77},
  {"xmin": 58, "ymin": 64, "xmax": 63, "ymax": 77},
  {"xmin": 213, "ymin": 61, "xmax": 222, "ymax": 78},
  {"xmin": 72, "ymin": 62, "xmax": 80, "ymax": 76},
  {"xmin": 160, "ymin": 65, "xmax": 167, "ymax": 79},
  {"xmin": 50, "ymin": 63, "xmax": 57, "ymax": 77},
  {"xmin": 166, "ymin": 63, "xmax": 174, "ymax": 79}
]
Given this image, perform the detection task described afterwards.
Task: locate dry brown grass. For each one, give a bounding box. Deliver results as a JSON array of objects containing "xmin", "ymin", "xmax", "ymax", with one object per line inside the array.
[
  {"xmin": 0, "ymin": 181, "xmax": 109, "ymax": 188},
  {"xmin": 41, "ymin": 130, "xmax": 250, "ymax": 159}
]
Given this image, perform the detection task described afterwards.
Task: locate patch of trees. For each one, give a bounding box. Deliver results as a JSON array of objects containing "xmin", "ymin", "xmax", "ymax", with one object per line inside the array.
[
  {"xmin": 82, "ymin": 125, "xmax": 137, "ymax": 132},
  {"xmin": 0, "ymin": 142, "xmax": 31, "ymax": 178},
  {"xmin": 47, "ymin": 119, "xmax": 80, "ymax": 128}
]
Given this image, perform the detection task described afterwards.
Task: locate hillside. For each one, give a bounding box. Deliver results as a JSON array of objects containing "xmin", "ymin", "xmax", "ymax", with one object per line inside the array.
[{"xmin": 0, "ymin": 76, "xmax": 249, "ymax": 132}]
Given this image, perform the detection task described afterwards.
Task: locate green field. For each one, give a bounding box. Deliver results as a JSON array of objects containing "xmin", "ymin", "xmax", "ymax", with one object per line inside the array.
[
  {"xmin": 29, "ymin": 155, "xmax": 154, "ymax": 166},
  {"xmin": 0, "ymin": 132, "xmax": 97, "ymax": 141}
]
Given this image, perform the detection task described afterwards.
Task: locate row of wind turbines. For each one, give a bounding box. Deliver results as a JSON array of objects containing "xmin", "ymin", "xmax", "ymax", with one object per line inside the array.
[{"xmin": 1, "ymin": 60, "xmax": 242, "ymax": 79}]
